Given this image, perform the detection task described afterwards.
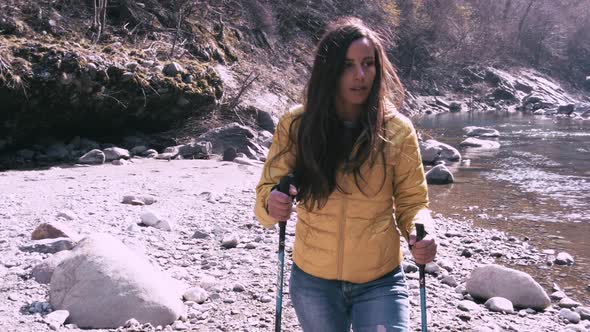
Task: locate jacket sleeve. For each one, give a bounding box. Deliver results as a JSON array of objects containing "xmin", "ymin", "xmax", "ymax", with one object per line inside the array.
[
  {"xmin": 392, "ymin": 124, "xmax": 434, "ymax": 241},
  {"xmin": 254, "ymin": 113, "xmax": 297, "ymax": 228}
]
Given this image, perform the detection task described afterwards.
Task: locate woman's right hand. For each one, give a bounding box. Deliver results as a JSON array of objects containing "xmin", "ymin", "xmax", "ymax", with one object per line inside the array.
[{"xmin": 266, "ymin": 184, "xmax": 298, "ymax": 221}]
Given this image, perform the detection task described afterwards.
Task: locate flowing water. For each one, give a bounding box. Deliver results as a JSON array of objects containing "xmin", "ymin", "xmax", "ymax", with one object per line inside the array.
[{"xmin": 416, "ymin": 111, "xmax": 590, "ymax": 304}]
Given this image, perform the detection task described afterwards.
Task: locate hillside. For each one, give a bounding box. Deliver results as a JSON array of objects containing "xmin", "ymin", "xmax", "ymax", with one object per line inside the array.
[{"xmin": 1, "ymin": 0, "xmax": 588, "ymax": 163}]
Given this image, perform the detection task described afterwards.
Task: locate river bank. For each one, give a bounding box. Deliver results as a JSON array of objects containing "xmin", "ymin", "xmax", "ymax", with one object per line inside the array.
[
  {"xmin": 417, "ymin": 110, "xmax": 590, "ymax": 305},
  {"xmin": 0, "ymin": 158, "xmax": 588, "ymax": 331}
]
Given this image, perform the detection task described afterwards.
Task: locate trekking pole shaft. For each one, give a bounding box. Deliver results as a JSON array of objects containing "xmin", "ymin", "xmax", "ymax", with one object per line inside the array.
[
  {"xmin": 275, "ymin": 221, "xmax": 286, "ymax": 332},
  {"xmin": 275, "ymin": 174, "xmax": 295, "ymax": 332},
  {"xmin": 416, "ymin": 223, "xmax": 428, "ymax": 332}
]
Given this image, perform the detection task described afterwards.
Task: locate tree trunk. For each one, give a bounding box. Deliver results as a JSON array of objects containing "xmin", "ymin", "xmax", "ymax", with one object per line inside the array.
[{"xmin": 517, "ymin": 0, "xmax": 535, "ymax": 47}]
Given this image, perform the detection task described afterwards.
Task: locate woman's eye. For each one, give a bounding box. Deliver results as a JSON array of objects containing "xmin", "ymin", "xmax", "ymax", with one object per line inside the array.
[{"xmin": 364, "ymin": 61, "xmax": 375, "ymax": 67}]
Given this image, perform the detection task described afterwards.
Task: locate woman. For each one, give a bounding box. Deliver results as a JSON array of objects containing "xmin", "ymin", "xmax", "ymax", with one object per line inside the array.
[{"xmin": 254, "ymin": 17, "xmax": 437, "ymax": 332}]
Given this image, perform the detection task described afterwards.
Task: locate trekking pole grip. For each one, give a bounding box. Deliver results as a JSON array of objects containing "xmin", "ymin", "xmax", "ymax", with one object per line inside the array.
[
  {"xmin": 278, "ymin": 174, "xmax": 295, "ymax": 197},
  {"xmin": 416, "ymin": 223, "xmax": 426, "ymax": 242}
]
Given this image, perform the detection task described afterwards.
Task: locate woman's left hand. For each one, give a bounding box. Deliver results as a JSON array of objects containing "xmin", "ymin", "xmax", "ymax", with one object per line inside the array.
[{"xmin": 408, "ymin": 231, "xmax": 437, "ymax": 265}]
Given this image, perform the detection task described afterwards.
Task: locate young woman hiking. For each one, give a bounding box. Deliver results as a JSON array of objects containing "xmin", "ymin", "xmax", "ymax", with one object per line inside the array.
[{"xmin": 254, "ymin": 17, "xmax": 438, "ymax": 332}]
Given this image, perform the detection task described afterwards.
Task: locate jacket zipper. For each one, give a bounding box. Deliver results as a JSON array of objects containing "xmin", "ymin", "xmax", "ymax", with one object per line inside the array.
[{"xmin": 337, "ymin": 180, "xmax": 348, "ymax": 280}]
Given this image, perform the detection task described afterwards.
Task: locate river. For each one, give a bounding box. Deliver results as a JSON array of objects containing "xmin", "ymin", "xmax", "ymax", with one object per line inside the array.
[{"xmin": 416, "ymin": 110, "xmax": 590, "ymax": 305}]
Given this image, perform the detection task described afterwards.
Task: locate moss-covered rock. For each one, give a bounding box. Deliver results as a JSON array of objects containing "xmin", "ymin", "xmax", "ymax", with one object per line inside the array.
[{"xmin": 0, "ymin": 37, "xmax": 222, "ymax": 149}]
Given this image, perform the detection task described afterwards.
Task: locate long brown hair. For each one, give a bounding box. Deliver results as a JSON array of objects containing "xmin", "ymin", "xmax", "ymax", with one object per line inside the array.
[{"xmin": 273, "ymin": 17, "xmax": 404, "ymax": 211}]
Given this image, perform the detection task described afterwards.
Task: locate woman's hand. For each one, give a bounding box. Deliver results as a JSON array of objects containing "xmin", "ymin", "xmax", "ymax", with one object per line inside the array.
[
  {"xmin": 266, "ymin": 184, "xmax": 298, "ymax": 221},
  {"xmin": 409, "ymin": 231, "xmax": 437, "ymax": 265}
]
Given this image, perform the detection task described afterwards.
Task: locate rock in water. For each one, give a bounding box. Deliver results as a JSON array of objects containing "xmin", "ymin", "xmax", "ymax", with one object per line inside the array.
[
  {"xmin": 49, "ymin": 233, "xmax": 184, "ymax": 328},
  {"xmin": 425, "ymin": 164, "xmax": 454, "ymax": 185}
]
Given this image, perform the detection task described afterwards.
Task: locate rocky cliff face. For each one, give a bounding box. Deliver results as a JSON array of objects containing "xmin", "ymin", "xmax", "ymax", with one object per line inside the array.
[
  {"xmin": 0, "ymin": 0, "xmax": 406, "ymax": 154},
  {"xmin": 0, "ymin": 37, "xmax": 222, "ymax": 147}
]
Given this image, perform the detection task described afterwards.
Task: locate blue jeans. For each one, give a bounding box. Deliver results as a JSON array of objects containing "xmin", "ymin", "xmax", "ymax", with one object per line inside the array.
[{"xmin": 289, "ymin": 264, "xmax": 410, "ymax": 332}]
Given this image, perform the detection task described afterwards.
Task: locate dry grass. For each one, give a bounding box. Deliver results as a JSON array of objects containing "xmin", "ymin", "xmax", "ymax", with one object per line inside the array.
[
  {"xmin": 0, "ymin": 48, "xmax": 14, "ymax": 86},
  {"xmin": 0, "ymin": 46, "xmax": 28, "ymax": 97}
]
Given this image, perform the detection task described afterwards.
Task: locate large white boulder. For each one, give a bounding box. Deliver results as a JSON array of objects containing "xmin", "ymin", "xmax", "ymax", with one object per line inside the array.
[
  {"xmin": 49, "ymin": 233, "xmax": 184, "ymax": 329},
  {"xmin": 466, "ymin": 264, "xmax": 550, "ymax": 310}
]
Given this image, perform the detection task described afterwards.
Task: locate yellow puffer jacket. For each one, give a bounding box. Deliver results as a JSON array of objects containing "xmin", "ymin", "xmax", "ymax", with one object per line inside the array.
[{"xmin": 254, "ymin": 105, "xmax": 432, "ymax": 283}]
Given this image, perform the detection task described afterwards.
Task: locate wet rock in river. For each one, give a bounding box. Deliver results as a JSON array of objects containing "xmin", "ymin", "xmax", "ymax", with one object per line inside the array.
[
  {"xmin": 420, "ymin": 139, "xmax": 461, "ymax": 164},
  {"xmin": 463, "ymin": 126, "xmax": 500, "ymax": 138},
  {"xmin": 555, "ymin": 252, "xmax": 574, "ymax": 265},
  {"xmin": 460, "ymin": 137, "xmax": 501, "ymax": 149},
  {"xmin": 425, "ymin": 164, "xmax": 454, "ymax": 185},
  {"xmin": 557, "ymin": 104, "xmax": 575, "ymax": 115}
]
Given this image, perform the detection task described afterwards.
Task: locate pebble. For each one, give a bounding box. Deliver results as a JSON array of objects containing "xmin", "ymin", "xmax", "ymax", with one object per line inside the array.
[
  {"xmin": 183, "ymin": 287, "xmax": 208, "ymax": 304},
  {"xmin": 458, "ymin": 300, "xmax": 481, "ymax": 312},
  {"xmin": 560, "ymin": 308, "xmax": 581, "ymax": 324},
  {"xmin": 172, "ymin": 321, "xmax": 188, "ymax": 330},
  {"xmin": 402, "ymin": 262, "xmax": 418, "ymax": 273},
  {"xmin": 559, "ymin": 297, "xmax": 581, "ymax": 309},
  {"xmin": 574, "ymin": 307, "xmax": 590, "ymax": 320},
  {"xmin": 441, "ymin": 275, "xmax": 458, "ymax": 287},
  {"xmin": 19, "ymin": 238, "xmax": 75, "ymax": 254},
  {"xmin": 192, "ymin": 230, "xmax": 209, "ymax": 239},
  {"xmin": 424, "ymin": 262, "xmax": 441, "ymax": 275},
  {"xmin": 551, "ymin": 291, "xmax": 567, "ymax": 301},
  {"xmin": 461, "ymin": 249, "xmax": 473, "ymax": 258},
  {"xmin": 485, "ymin": 297, "xmax": 514, "ymax": 313},
  {"xmin": 221, "ymin": 234, "xmax": 238, "ymax": 249},
  {"xmin": 555, "ymin": 252, "xmax": 575, "ymax": 265},
  {"xmin": 233, "ymin": 283, "xmax": 246, "ymax": 292},
  {"xmin": 44, "ymin": 310, "xmax": 69, "ymax": 329}
]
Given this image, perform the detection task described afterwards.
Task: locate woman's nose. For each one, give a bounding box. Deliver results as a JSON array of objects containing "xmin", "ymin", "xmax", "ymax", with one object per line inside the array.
[{"xmin": 354, "ymin": 65, "xmax": 365, "ymax": 80}]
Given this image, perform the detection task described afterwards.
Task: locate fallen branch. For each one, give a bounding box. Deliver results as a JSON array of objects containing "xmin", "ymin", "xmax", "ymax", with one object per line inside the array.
[
  {"xmin": 100, "ymin": 92, "xmax": 128, "ymax": 109},
  {"xmin": 223, "ymin": 71, "xmax": 259, "ymax": 111}
]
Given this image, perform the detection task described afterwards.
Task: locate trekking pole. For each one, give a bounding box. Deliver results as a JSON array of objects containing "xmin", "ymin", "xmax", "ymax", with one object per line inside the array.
[
  {"xmin": 275, "ymin": 174, "xmax": 295, "ymax": 332},
  {"xmin": 416, "ymin": 223, "xmax": 428, "ymax": 332}
]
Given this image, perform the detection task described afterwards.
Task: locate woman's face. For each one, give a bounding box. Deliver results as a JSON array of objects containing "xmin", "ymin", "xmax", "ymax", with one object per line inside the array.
[{"xmin": 336, "ymin": 37, "xmax": 377, "ymax": 110}]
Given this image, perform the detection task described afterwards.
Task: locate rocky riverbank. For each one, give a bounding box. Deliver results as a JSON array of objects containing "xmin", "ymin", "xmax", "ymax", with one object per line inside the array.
[{"xmin": 0, "ymin": 158, "xmax": 588, "ymax": 332}]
